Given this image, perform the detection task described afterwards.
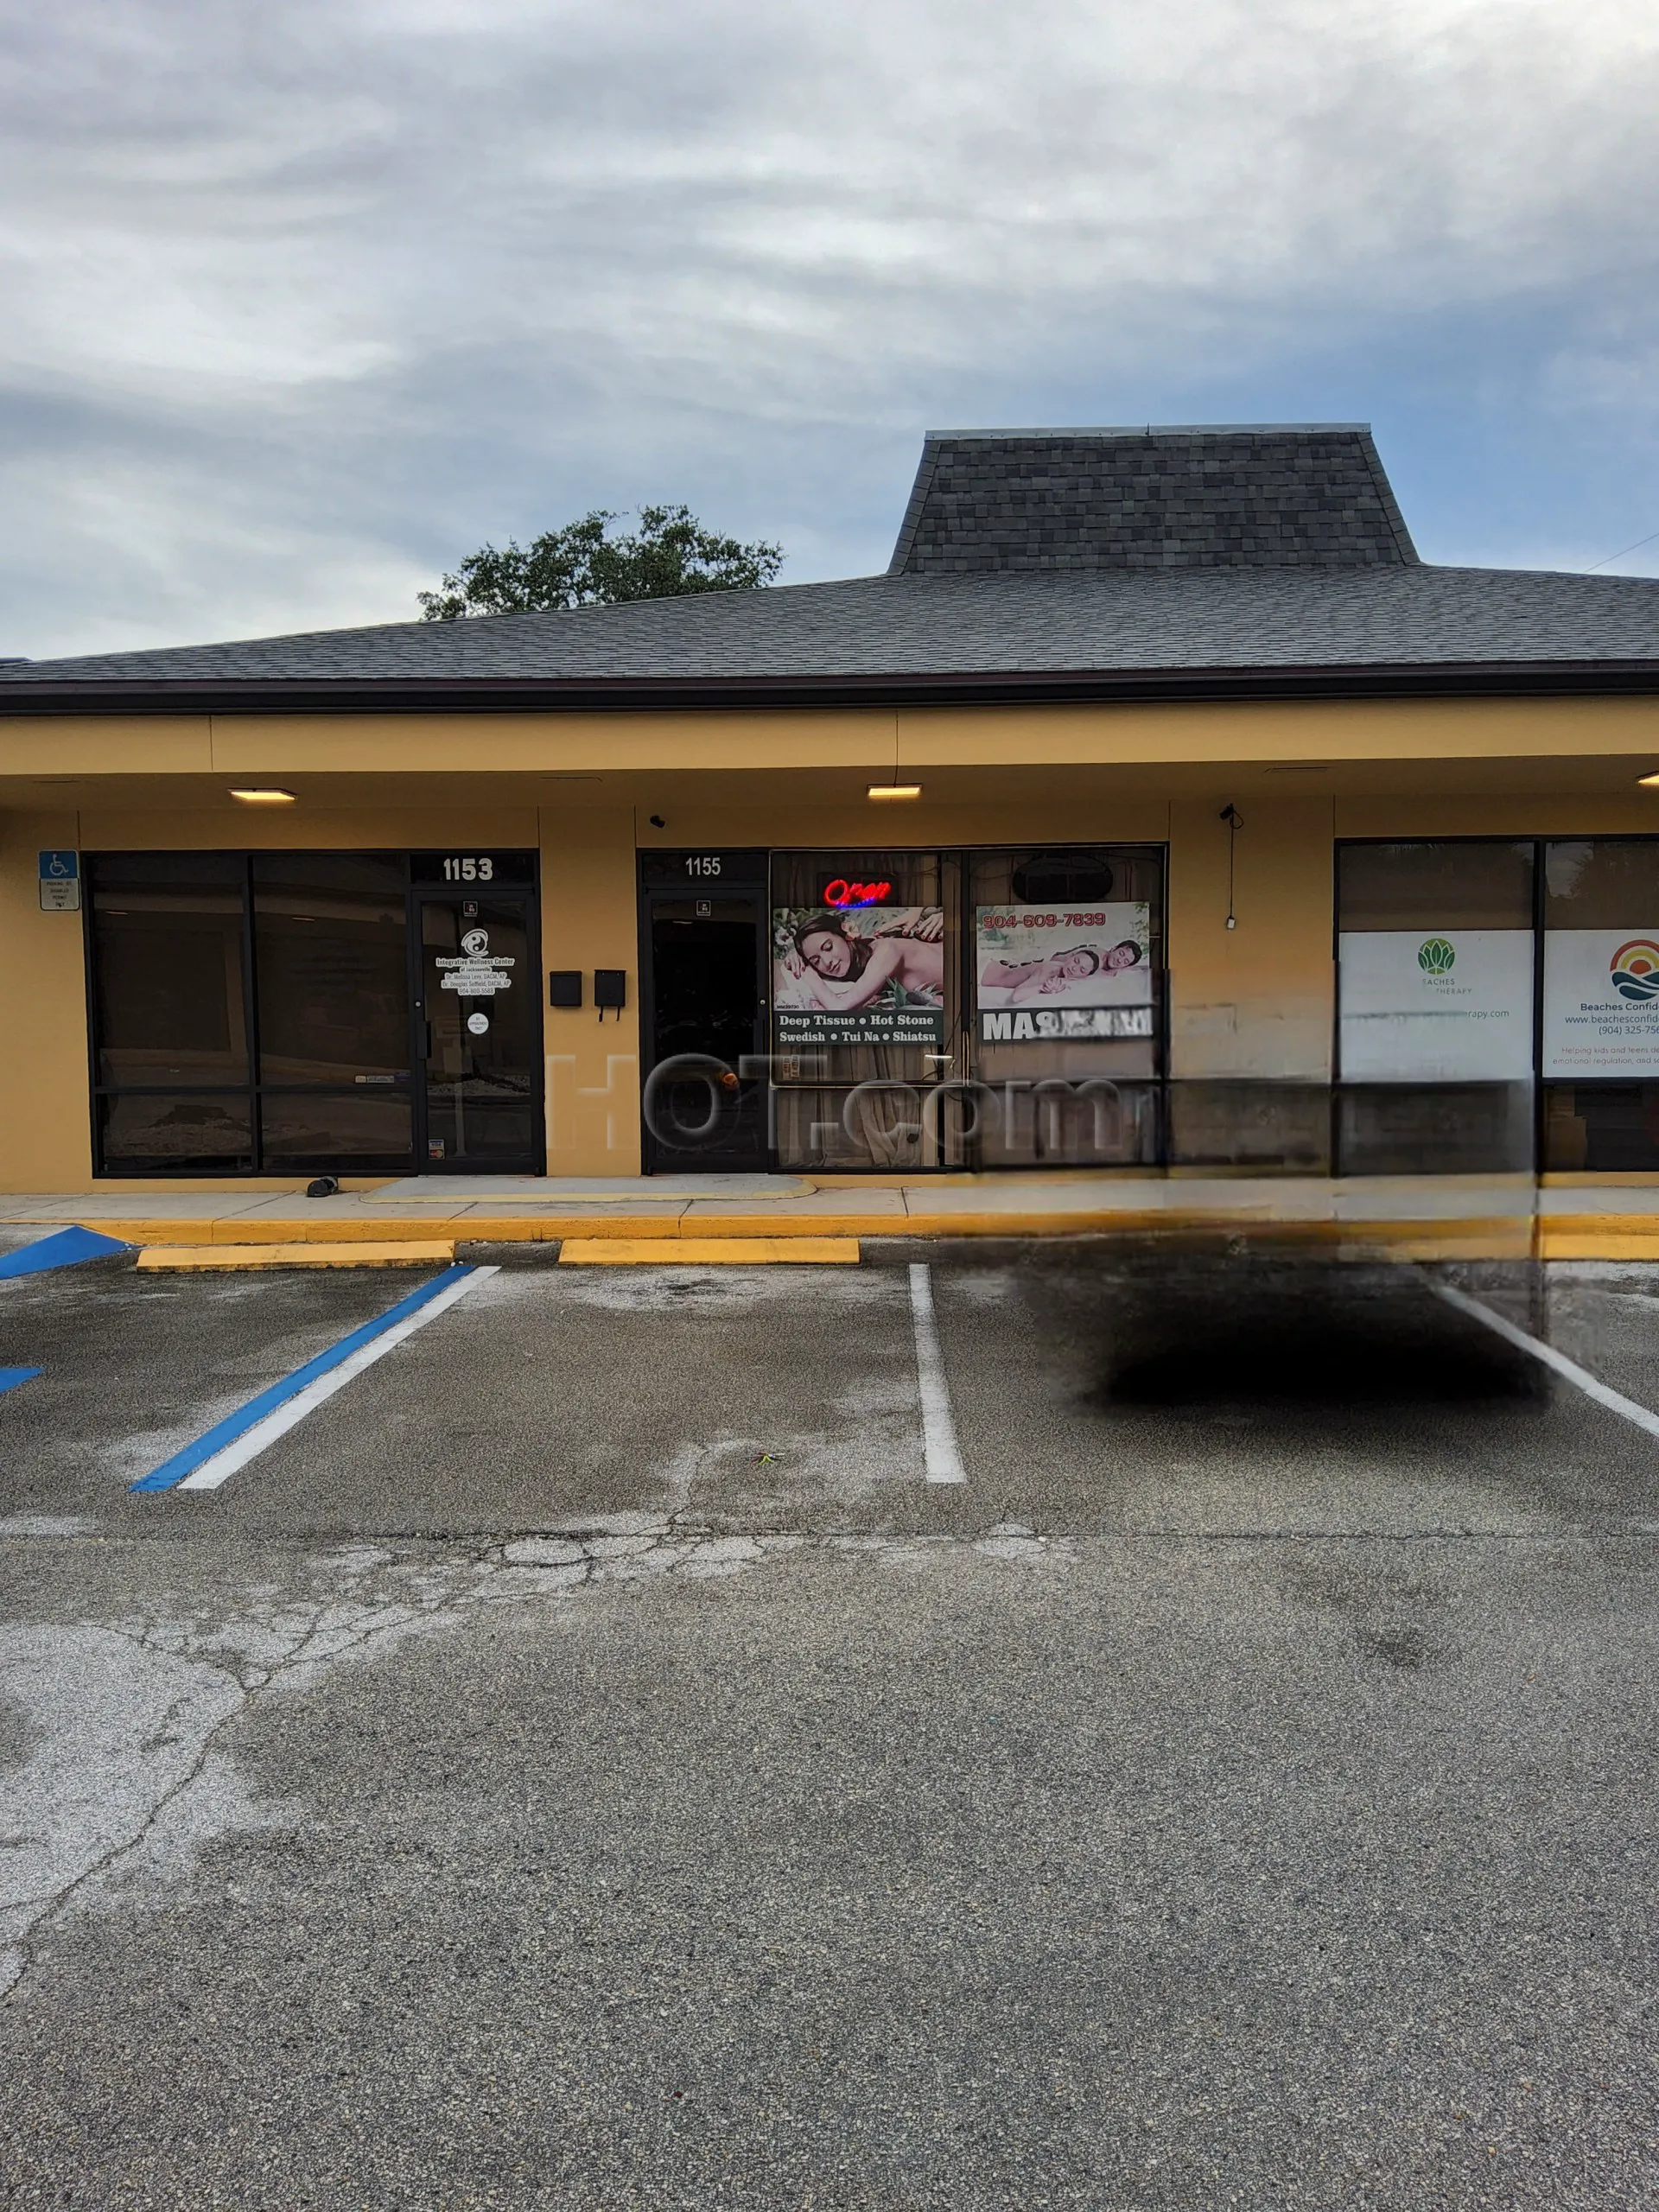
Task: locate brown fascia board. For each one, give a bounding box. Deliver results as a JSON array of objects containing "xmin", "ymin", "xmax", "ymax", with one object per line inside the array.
[{"xmin": 0, "ymin": 663, "xmax": 1657, "ymax": 716}]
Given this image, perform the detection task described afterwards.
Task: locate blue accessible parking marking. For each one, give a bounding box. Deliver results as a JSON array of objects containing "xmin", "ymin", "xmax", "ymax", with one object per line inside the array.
[
  {"xmin": 0, "ymin": 1226, "xmax": 132, "ymax": 1280},
  {"xmin": 131, "ymin": 1262, "xmax": 495, "ymax": 1495},
  {"xmin": 0, "ymin": 1366, "xmax": 41, "ymax": 1395}
]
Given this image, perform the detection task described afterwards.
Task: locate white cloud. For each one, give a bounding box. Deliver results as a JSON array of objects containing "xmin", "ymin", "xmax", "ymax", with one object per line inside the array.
[{"xmin": 3, "ymin": 0, "xmax": 1658, "ymax": 653}]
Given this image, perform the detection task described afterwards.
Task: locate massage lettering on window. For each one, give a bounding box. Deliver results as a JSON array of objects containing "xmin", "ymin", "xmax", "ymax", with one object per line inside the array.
[{"xmin": 973, "ymin": 903, "xmax": 1153, "ymax": 1042}]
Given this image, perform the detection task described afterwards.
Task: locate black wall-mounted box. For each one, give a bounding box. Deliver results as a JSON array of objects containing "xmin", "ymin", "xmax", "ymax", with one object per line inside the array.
[
  {"xmin": 547, "ymin": 970, "xmax": 582, "ymax": 1007},
  {"xmin": 594, "ymin": 969, "xmax": 627, "ymax": 1011}
]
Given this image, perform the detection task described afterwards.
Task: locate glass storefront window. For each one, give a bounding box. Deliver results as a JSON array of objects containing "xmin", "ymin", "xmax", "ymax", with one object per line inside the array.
[
  {"xmin": 1336, "ymin": 841, "xmax": 1535, "ymax": 1174},
  {"xmin": 96, "ymin": 1093, "xmax": 254, "ymax": 1172},
  {"xmin": 86, "ymin": 849, "xmax": 538, "ymax": 1176},
  {"xmin": 768, "ymin": 845, "xmax": 1164, "ymax": 1171},
  {"xmin": 252, "ymin": 855, "xmax": 410, "ymax": 1086},
  {"xmin": 769, "ymin": 850, "xmax": 955, "ymax": 1169},
  {"xmin": 968, "ymin": 847, "xmax": 1162, "ymax": 1167},
  {"xmin": 1542, "ymin": 840, "xmax": 1659, "ymax": 1169},
  {"xmin": 770, "ymin": 850, "xmax": 950, "ymax": 1078},
  {"xmin": 1337, "ymin": 841, "xmax": 1535, "ymax": 1084},
  {"xmin": 1338, "ymin": 841, "xmax": 1535, "ymax": 931},
  {"xmin": 259, "ymin": 1092, "xmax": 413, "ymax": 1168},
  {"xmin": 90, "ymin": 855, "xmax": 250, "ymax": 1089}
]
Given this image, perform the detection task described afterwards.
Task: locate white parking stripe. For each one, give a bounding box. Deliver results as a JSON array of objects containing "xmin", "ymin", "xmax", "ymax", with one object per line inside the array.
[
  {"xmin": 909, "ymin": 1263, "xmax": 965, "ymax": 1484},
  {"xmin": 1433, "ymin": 1280, "xmax": 1659, "ymax": 1442},
  {"xmin": 177, "ymin": 1266, "xmax": 498, "ymax": 1491}
]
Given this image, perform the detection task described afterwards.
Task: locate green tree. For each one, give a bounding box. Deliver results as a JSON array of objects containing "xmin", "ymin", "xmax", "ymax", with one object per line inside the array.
[{"xmin": 417, "ymin": 504, "xmax": 782, "ymax": 620}]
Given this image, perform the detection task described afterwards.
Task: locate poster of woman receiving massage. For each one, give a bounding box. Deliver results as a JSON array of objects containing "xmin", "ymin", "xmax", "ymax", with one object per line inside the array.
[
  {"xmin": 772, "ymin": 905, "xmax": 948, "ymax": 1047},
  {"xmin": 976, "ymin": 902, "xmax": 1154, "ymax": 1042}
]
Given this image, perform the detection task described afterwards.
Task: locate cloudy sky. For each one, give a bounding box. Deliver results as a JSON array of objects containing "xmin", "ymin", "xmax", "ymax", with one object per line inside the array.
[{"xmin": 5, "ymin": 0, "xmax": 1658, "ymax": 658}]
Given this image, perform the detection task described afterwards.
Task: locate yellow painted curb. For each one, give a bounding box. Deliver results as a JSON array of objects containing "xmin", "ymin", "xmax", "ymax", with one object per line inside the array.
[
  {"xmin": 64, "ymin": 1209, "xmax": 1611, "ymax": 1257},
  {"xmin": 1536, "ymin": 1225, "xmax": 1659, "ymax": 1261},
  {"xmin": 135, "ymin": 1241, "xmax": 456, "ymax": 1271},
  {"xmin": 86, "ymin": 1217, "xmax": 470, "ymax": 1248},
  {"xmin": 671, "ymin": 1213, "xmax": 890, "ymax": 1240},
  {"xmin": 559, "ymin": 1237, "xmax": 861, "ymax": 1266}
]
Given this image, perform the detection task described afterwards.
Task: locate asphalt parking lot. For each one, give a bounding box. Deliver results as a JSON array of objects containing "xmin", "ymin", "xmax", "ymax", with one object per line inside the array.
[{"xmin": 2, "ymin": 1239, "xmax": 1656, "ymax": 2207}]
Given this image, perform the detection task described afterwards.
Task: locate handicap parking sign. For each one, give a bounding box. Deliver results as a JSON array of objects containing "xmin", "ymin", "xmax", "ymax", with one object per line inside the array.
[{"xmin": 38, "ymin": 851, "xmax": 79, "ymax": 911}]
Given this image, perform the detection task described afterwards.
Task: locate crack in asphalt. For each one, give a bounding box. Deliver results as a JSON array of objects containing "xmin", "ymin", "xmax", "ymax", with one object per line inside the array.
[{"xmin": 0, "ymin": 1522, "xmax": 1072, "ymax": 2002}]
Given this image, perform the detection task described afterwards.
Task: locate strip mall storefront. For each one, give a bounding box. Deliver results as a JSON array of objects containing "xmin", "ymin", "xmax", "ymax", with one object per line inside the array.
[
  {"xmin": 49, "ymin": 818, "xmax": 1659, "ymax": 1185},
  {"xmin": 83, "ymin": 848, "xmax": 542, "ymax": 1176},
  {"xmin": 6, "ymin": 425, "xmax": 1656, "ymax": 1192},
  {"xmin": 634, "ymin": 830, "xmax": 1659, "ymax": 1179}
]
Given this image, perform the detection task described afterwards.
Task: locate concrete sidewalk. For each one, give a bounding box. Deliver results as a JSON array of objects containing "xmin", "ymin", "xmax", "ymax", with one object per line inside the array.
[{"xmin": 3, "ymin": 1172, "xmax": 1658, "ymax": 1257}]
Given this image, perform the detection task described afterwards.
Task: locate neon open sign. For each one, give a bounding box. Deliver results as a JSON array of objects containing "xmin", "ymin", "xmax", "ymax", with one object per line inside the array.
[{"xmin": 822, "ymin": 878, "xmax": 893, "ymax": 908}]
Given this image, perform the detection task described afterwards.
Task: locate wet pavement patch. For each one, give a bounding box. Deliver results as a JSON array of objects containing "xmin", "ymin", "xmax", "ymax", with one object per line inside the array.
[{"xmin": 1100, "ymin": 1263, "xmax": 1547, "ymax": 1408}]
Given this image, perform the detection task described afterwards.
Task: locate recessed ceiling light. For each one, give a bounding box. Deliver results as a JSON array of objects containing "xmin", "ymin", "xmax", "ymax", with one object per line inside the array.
[
  {"xmin": 229, "ymin": 787, "xmax": 296, "ymax": 804},
  {"xmin": 1638, "ymin": 772, "xmax": 1659, "ymax": 787},
  {"xmin": 868, "ymin": 783, "xmax": 922, "ymax": 800}
]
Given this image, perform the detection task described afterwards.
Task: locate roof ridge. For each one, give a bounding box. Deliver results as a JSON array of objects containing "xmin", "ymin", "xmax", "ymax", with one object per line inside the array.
[
  {"xmin": 889, "ymin": 423, "xmax": 1420, "ymax": 575},
  {"xmin": 918, "ymin": 422, "xmax": 1373, "ymax": 439}
]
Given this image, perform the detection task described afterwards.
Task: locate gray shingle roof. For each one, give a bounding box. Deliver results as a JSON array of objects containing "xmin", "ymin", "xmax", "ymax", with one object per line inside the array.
[
  {"xmin": 888, "ymin": 424, "xmax": 1418, "ymax": 573},
  {"xmin": 4, "ymin": 563, "xmax": 1656, "ymax": 690}
]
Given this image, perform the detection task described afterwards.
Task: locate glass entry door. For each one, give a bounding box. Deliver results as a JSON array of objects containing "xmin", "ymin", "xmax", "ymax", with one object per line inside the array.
[
  {"xmin": 639, "ymin": 852, "xmax": 769, "ymax": 1172},
  {"xmin": 416, "ymin": 895, "xmax": 540, "ymax": 1169}
]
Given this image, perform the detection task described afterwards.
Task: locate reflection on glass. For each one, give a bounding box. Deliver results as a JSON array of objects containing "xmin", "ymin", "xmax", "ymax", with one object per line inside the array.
[
  {"xmin": 969, "ymin": 848, "xmax": 1162, "ymax": 1166},
  {"xmin": 1338, "ymin": 1084, "xmax": 1534, "ymax": 1174},
  {"xmin": 1338, "ymin": 842, "xmax": 1533, "ymax": 931},
  {"xmin": 772, "ymin": 1086, "xmax": 938, "ymax": 1171},
  {"xmin": 253, "ymin": 855, "xmax": 409, "ymax": 1085},
  {"xmin": 1544, "ymin": 1083, "xmax": 1659, "ymax": 1172},
  {"xmin": 98, "ymin": 1093, "xmax": 253, "ymax": 1170},
  {"xmin": 1544, "ymin": 839, "xmax": 1659, "ymax": 926},
  {"xmin": 89, "ymin": 855, "xmax": 249, "ymax": 1087},
  {"xmin": 260, "ymin": 1094, "xmax": 414, "ymax": 1168},
  {"xmin": 1336, "ymin": 842, "xmax": 1535, "ymax": 1166},
  {"xmin": 974, "ymin": 1078, "xmax": 1160, "ymax": 1168},
  {"xmin": 421, "ymin": 900, "xmax": 536, "ymax": 1166}
]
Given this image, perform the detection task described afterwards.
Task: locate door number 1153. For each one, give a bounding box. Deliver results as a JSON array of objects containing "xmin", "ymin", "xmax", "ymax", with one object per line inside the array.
[{"xmin": 442, "ymin": 856, "xmax": 495, "ymax": 881}]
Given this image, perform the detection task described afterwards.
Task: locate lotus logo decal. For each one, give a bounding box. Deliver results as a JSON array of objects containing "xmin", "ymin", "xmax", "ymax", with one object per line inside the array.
[{"xmin": 1417, "ymin": 938, "xmax": 1456, "ymax": 975}]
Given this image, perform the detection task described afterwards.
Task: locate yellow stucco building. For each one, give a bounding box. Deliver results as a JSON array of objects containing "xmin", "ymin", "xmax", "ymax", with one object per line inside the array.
[{"xmin": 3, "ymin": 423, "xmax": 1656, "ymax": 1194}]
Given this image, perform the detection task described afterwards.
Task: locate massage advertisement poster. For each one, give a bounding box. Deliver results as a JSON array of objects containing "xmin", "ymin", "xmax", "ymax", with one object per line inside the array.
[
  {"xmin": 772, "ymin": 904, "xmax": 946, "ymax": 1048},
  {"xmin": 974, "ymin": 902, "xmax": 1153, "ymax": 1043},
  {"xmin": 1543, "ymin": 931, "xmax": 1659, "ymax": 1077},
  {"xmin": 1338, "ymin": 930, "xmax": 1534, "ymax": 1081}
]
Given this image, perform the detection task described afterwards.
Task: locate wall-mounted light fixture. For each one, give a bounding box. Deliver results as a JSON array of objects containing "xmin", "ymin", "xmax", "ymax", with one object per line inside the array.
[
  {"xmin": 229, "ymin": 788, "xmax": 296, "ymax": 805},
  {"xmin": 1638, "ymin": 773, "xmax": 1659, "ymax": 787},
  {"xmin": 867, "ymin": 784, "xmax": 922, "ymax": 801}
]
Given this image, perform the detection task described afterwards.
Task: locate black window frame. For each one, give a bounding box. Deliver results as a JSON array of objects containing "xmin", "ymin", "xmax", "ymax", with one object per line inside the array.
[
  {"xmin": 1333, "ymin": 833, "xmax": 1659, "ymax": 1175},
  {"xmin": 637, "ymin": 840, "xmax": 1171, "ymax": 1175},
  {"xmin": 84, "ymin": 848, "xmax": 539, "ymax": 1178}
]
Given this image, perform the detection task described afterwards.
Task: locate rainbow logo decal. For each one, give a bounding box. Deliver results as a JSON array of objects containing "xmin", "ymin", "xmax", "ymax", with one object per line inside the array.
[{"xmin": 1610, "ymin": 939, "xmax": 1659, "ymax": 1001}]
